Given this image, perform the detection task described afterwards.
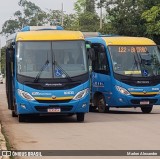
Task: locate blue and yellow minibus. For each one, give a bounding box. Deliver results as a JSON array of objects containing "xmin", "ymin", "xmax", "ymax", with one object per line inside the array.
[
  {"xmin": 6, "ymin": 26, "xmax": 90, "ymax": 122},
  {"xmin": 87, "ymin": 36, "xmax": 160, "ymax": 113}
]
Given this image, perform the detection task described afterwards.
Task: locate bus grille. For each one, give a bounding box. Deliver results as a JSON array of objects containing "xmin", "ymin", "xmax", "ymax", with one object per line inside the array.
[{"xmin": 131, "ymin": 94, "xmax": 156, "ymax": 97}]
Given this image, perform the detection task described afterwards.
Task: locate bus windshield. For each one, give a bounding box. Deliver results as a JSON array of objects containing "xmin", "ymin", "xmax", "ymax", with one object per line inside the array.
[
  {"xmin": 109, "ymin": 45, "xmax": 160, "ymax": 77},
  {"xmin": 17, "ymin": 41, "xmax": 87, "ymax": 79}
]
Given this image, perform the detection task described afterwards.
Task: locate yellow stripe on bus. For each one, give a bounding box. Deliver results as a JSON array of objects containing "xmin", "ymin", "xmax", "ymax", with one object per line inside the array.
[
  {"xmin": 34, "ymin": 96, "xmax": 74, "ymax": 101},
  {"xmin": 130, "ymin": 92, "xmax": 159, "ymax": 95}
]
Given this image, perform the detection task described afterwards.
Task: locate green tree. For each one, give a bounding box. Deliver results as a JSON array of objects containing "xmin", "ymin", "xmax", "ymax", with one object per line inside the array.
[
  {"xmin": 1, "ymin": 0, "xmax": 79, "ymax": 36},
  {"xmin": 99, "ymin": 0, "xmax": 160, "ymax": 38},
  {"xmin": 142, "ymin": 4, "xmax": 160, "ymax": 44},
  {"xmin": 140, "ymin": 0, "xmax": 160, "ymax": 10},
  {"xmin": 63, "ymin": 14, "xmax": 79, "ymax": 30},
  {"xmin": 101, "ymin": 0, "xmax": 146, "ymax": 36},
  {"xmin": 86, "ymin": 0, "xmax": 96, "ymax": 13},
  {"xmin": 1, "ymin": 0, "xmax": 47, "ymax": 36},
  {"xmin": 79, "ymin": 12, "xmax": 99, "ymax": 31},
  {"xmin": 74, "ymin": 0, "xmax": 86, "ymax": 14},
  {"xmin": 46, "ymin": 9, "xmax": 62, "ymax": 26},
  {"xmin": 0, "ymin": 47, "xmax": 6, "ymax": 75},
  {"xmin": 74, "ymin": 0, "xmax": 99, "ymax": 32}
]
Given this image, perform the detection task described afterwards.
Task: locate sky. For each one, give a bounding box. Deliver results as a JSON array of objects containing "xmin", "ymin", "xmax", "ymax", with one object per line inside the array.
[{"xmin": 0, "ymin": 0, "xmax": 77, "ymax": 47}]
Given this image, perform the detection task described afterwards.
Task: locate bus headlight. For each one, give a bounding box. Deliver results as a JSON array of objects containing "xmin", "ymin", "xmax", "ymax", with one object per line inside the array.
[
  {"xmin": 18, "ymin": 89, "xmax": 35, "ymax": 101},
  {"xmin": 115, "ymin": 86, "xmax": 130, "ymax": 95},
  {"xmin": 73, "ymin": 88, "xmax": 89, "ymax": 100}
]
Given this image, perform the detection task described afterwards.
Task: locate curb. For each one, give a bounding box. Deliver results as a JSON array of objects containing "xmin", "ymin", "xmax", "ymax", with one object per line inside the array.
[{"xmin": 0, "ymin": 124, "xmax": 10, "ymax": 159}]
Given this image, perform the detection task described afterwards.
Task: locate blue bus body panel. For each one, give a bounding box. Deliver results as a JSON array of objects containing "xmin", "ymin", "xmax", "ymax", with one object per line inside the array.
[
  {"xmin": 92, "ymin": 69, "xmax": 160, "ymax": 107},
  {"xmin": 92, "ymin": 72, "xmax": 160, "ymax": 107},
  {"xmin": 108, "ymin": 80, "xmax": 160, "ymax": 107},
  {"xmin": 15, "ymin": 80, "xmax": 90, "ymax": 114},
  {"xmin": 86, "ymin": 37, "xmax": 106, "ymax": 46}
]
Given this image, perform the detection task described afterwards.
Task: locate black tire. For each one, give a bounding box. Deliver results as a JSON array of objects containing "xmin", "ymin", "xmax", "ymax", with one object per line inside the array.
[
  {"xmin": 141, "ymin": 105, "xmax": 153, "ymax": 114},
  {"xmin": 89, "ymin": 105, "xmax": 97, "ymax": 112},
  {"xmin": 97, "ymin": 95, "xmax": 109, "ymax": 113},
  {"xmin": 12, "ymin": 110, "xmax": 18, "ymax": 117},
  {"xmin": 68, "ymin": 113, "xmax": 74, "ymax": 117},
  {"xmin": 77, "ymin": 113, "xmax": 85, "ymax": 122},
  {"xmin": 18, "ymin": 114, "xmax": 27, "ymax": 122}
]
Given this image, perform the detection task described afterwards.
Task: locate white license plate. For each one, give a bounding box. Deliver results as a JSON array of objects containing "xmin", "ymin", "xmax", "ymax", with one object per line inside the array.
[
  {"xmin": 47, "ymin": 108, "xmax": 61, "ymax": 113},
  {"xmin": 140, "ymin": 101, "xmax": 149, "ymax": 105}
]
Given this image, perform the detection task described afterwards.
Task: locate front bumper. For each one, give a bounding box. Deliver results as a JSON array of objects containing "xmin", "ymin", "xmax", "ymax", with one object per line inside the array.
[
  {"xmin": 106, "ymin": 93, "xmax": 160, "ymax": 107},
  {"xmin": 16, "ymin": 95, "xmax": 90, "ymax": 115}
]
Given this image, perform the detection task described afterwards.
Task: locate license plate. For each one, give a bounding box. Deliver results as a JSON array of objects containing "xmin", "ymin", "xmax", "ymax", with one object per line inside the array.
[
  {"xmin": 140, "ymin": 101, "xmax": 149, "ymax": 105},
  {"xmin": 47, "ymin": 108, "xmax": 61, "ymax": 113}
]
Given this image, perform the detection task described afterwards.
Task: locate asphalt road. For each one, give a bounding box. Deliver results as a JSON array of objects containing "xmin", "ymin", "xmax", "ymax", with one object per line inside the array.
[{"xmin": 0, "ymin": 83, "xmax": 160, "ymax": 159}]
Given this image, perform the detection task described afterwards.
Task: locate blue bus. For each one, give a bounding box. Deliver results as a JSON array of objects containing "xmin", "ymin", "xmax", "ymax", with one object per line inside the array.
[
  {"xmin": 6, "ymin": 26, "xmax": 90, "ymax": 122},
  {"xmin": 87, "ymin": 36, "xmax": 160, "ymax": 113}
]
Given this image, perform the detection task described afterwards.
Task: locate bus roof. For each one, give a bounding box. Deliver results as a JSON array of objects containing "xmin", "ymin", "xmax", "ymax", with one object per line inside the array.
[
  {"xmin": 16, "ymin": 30, "xmax": 84, "ymax": 41},
  {"xmin": 102, "ymin": 36, "xmax": 156, "ymax": 46}
]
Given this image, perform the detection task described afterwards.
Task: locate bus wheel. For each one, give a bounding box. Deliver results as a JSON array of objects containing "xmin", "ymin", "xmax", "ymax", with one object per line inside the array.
[
  {"xmin": 18, "ymin": 114, "xmax": 27, "ymax": 122},
  {"xmin": 77, "ymin": 113, "xmax": 85, "ymax": 122},
  {"xmin": 12, "ymin": 110, "xmax": 18, "ymax": 117},
  {"xmin": 97, "ymin": 95, "xmax": 109, "ymax": 113},
  {"xmin": 68, "ymin": 113, "xmax": 74, "ymax": 117},
  {"xmin": 141, "ymin": 105, "xmax": 153, "ymax": 114},
  {"xmin": 89, "ymin": 106, "xmax": 97, "ymax": 112}
]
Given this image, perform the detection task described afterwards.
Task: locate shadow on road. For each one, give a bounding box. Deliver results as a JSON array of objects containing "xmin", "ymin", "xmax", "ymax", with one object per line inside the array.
[
  {"xmin": 16, "ymin": 115, "xmax": 82, "ymax": 123},
  {"xmin": 13, "ymin": 109, "xmax": 160, "ymax": 124},
  {"xmin": 90, "ymin": 108, "xmax": 160, "ymax": 114}
]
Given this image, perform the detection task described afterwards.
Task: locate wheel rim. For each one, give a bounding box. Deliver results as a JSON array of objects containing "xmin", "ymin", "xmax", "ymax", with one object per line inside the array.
[{"xmin": 98, "ymin": 97, "xmax": 105, "ymax": 112}]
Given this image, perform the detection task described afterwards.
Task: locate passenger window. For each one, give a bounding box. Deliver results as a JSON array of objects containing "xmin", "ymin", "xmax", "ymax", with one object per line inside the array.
[{"xmin": 92, "ymin": 44, "xmax": 110, "ymax": 74}]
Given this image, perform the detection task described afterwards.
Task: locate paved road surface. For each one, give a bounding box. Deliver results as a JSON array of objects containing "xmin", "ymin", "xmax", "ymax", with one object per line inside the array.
[{"xmin": 0, "ymin": 83, "xmax": 160, "ymax": 159}]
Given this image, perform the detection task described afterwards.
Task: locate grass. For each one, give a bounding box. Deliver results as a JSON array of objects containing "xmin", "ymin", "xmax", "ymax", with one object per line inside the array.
[{"xmin": 1, "ymin": 124, "xmax": 14, "ymax": 159}]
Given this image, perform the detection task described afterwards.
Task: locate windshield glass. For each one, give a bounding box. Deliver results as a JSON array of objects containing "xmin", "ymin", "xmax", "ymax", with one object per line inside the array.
[
  {"xmin": 109, "ymin": 45, "xmax": 160, "ymax": 77},
  {"xmin": 17, "ymin": 41, "xmax": 87, "ymax": 78}
]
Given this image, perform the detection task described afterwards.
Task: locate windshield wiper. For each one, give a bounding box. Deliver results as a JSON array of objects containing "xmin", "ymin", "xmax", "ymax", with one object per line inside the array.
[
  {"xmin": 34, "ymin": 60, "xmax": 49, "ymax": 83},
  {"xmin": 128, "ymin": 53, "xmax": 140, "ymax": 77},
  {"xmin": 53, "ymin": 60, "xmax": 72, "ymax": 81},
  {"xmin": 132, "ymin": 54, "xmax": 139, "ymax": 70}
]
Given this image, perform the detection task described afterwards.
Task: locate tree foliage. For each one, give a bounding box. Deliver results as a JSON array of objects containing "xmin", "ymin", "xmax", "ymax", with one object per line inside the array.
[
  {"xmin": 1, "ymin": 0, "xmax": 47, "ymax": 36},
  {"xmin": 1, "ymin": 0, "xmax": 160, "ymax": 44},
  {"xmin": 86, "ymin": 0, "xmax": 96, "ymax": 13},
  {"xmin": 79, "ymin": 12, "xmax": 99, "ymax": 31},
  {"xmin": 101, "ymin": 0, "xmax": 146, "ymax": 36},
  {"xmin": 1, "ymin": 0, "xmax": 77, "ymax": 35},
  {"xmin": 0, "ymin": 47, "xmax": 6, "ymax": 74},
  {"xmin": 142, "ymin": 4, "xmax": 160, "ymax": 44},
  {"xmin": 74, "ymin": 0, "xmax": 86, "ymax": 14},
  {"xmin": 74, "ymin": 0, "xmax": 99, "ymax": 32}
]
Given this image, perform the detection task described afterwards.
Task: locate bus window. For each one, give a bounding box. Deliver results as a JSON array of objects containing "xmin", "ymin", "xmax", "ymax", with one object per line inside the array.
[{"xmin": 92, "ymin": 44, "xmax": 109, "ymax": 74}]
